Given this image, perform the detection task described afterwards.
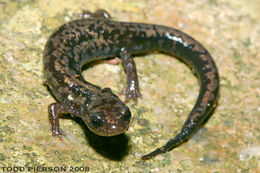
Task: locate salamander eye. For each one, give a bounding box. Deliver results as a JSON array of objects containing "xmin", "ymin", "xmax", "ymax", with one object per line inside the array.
[
  {"xmin": 90, "ymin": 114, "xmax": 103, "ymax": 128},
  {"xmin": 122, "ymin": 107, "xmax": 131, "ymax": 121}
]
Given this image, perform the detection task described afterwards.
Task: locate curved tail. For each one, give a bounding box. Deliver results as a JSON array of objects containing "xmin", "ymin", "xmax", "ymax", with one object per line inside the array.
[{"xmin": 140, "ymin": 25, "xmax": 220, "ymax": 160}]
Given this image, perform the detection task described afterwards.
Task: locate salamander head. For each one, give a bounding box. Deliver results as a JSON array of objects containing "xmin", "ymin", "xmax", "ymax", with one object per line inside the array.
[{"xmin": 82, "ymin": 88, "xmax": 131, "ymax": 136}]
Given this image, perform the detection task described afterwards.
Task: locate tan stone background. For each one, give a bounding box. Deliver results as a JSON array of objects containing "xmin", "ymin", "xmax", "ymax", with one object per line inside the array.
[{"xmin": 0, "ymin": 0, "xmax": 259, "ymax": 172}]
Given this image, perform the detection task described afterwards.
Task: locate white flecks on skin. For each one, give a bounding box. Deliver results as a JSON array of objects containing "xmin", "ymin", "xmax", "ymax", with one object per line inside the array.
[
  {"xmin": 83, "ymin": 14, "xmax": 91, "ymax": 18},
  {"xmin": 103, "ymin": 13, "xmax": 110, "ymax": 19},
  {"xmin": 68, "ymin": 94, "xmax": 74, "ymax": 101},
  {"xmin": 166, "ymin": 32, "xmax": 189, "ymax": 47},
  {"xmin": 120, "ymin": 47, "xmax": 126, "ymax": 52},
  {"xmin": 50, "ymin": 104, "xmax": 55, "ymax": 115},
  {"xmin": 69, "ymin": 83, "xmax": 74, "ymax": 88},
  {"xmin": 130, "ymin": 80, "xmax": 135, "ymax": 91}
]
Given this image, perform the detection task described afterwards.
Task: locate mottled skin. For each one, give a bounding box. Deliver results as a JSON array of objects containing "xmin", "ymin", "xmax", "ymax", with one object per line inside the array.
[{"xmin": 43, "ymin": 10, "xmax": 219, "ymax": 160}]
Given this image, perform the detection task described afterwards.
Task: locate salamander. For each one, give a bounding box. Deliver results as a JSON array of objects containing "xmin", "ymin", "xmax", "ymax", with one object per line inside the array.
[{"xmin": 43, "ymin": 9, "xmax": 219, "ymax": 160}]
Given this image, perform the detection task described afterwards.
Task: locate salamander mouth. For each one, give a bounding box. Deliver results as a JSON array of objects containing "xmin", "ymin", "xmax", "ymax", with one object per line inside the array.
[
  {"xmin": 94, "ymin": 122, "xmax": 130, "ymax": 137},
  {"xmin": 110, "ymin": 124, "xmax": 130, "ymax": 136}
]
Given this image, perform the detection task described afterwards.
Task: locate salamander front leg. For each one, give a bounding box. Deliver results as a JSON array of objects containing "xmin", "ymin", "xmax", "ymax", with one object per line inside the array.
[
  {"xmin": 120, "ymin": 47, "xmax": 141, "ymax": 104},
  {"xmin": 48, "ymin": 103, "xmax": 79, "ymax": 140}
]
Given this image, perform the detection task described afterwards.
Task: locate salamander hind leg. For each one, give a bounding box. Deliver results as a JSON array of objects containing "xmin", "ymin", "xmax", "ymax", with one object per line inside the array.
[
  {"xmin": 77, "ymin": 9, "xmax": 111, "ymax": 19},
  {"xmin": 120, "ymin": 47, "xmax": 141, "ymax": 104},
  {"xmin": 92, "ymin": 9, "xmax": 111, "ymax": 19},
  {"xmin": 77, "ymin": 10, "xmax": 93, "ymax": 19}
]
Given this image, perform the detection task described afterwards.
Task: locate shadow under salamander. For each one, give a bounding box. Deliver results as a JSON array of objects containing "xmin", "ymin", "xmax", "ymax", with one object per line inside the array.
[{"xmin": 68, "ymin": 114, "xmax": 131, "ymax": 161}]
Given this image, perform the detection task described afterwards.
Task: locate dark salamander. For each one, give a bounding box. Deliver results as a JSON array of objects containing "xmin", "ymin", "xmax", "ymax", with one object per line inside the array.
[{"xmin": 43, "ymin": 10, "xmax": 219, "ymax": 160}]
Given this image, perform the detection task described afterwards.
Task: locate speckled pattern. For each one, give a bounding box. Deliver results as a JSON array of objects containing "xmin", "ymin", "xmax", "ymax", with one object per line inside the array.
[
  {"xmin": 0, "ymin": 0, "xmax": 259, "ymax": 172},
  {"xmin": 44, "ymin": 10, "xmax": 219, "ymax": 160}
]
